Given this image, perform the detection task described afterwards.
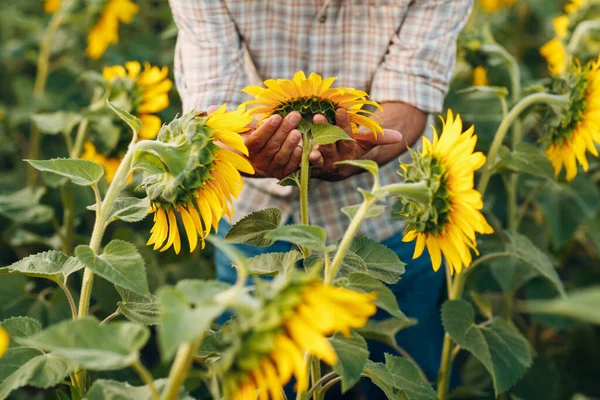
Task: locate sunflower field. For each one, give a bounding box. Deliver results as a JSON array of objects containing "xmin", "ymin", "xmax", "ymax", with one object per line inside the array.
[{"xmin": 1, "ymin": 0, "xmax": 600, "ymax": 399}]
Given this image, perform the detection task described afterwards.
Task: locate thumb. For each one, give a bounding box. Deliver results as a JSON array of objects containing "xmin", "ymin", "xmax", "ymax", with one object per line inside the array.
[
  {"xmin": 207, "ymin": 105, "xmax": 220, "ymax": 114},
  {"xmin": 354, "ymin": 127, "xmax": 403, "ymax": 146}
]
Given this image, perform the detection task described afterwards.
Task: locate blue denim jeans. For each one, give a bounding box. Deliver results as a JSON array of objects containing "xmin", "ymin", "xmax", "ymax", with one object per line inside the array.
[{"xmin": 215, "ymin": 219, "xmax": 445, "ymax": 395}]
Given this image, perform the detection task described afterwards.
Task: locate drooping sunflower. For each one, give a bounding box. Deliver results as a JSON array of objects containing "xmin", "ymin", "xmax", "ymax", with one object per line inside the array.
[
  {"xmin": 545, "ymin": 56, "xmax": 600, "ymax": 181},
  {"xmin": 86, "ymin": 0, "xmax": 139, "ymax": 59},
  {"xmin": 82, "ymin": 61, "xmax": 172, "ymax": 182},
  {"xmin": 241, "ymin": 71, "xmax": 383, "ymax": 136},
  {"xmin": 398, "ymin": 110, "xmax": 493, "ymax": 274},
  {"xmin": 0, "ymin": 324, "xmax": 8, "ymax": 358},
  {"xmin": 219, "ymin": 276, "xmax": 376, "ymax": 400},
  {"xmin": 479, "ymin": 0, "xmax": 515, "ymax": 13},
  {"xmin": 42, "ymin": 0, "xmax": 60, "ymax": 13},
  {"xmin": 139, "ymin": 106, "xmax": 254, "ymax": 254}
]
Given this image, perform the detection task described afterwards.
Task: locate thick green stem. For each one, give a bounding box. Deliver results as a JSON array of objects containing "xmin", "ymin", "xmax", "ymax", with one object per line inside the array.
[
  {"xmin": 567, "ymin": 20, "xmax": 600, "ymax": 54},
  {"xmin": 310, "ymin": 358, "xmax": 323, "ymax": 400},
  {"xmin": 70, "ymin": 118, "xmax": 89, "ymax": 159},
  {"xmin": 132, "ymin": 361, "xmax": 160, "ymax": 400},
  {"xmin": 477, "ymin": 93, "xmax": 569, "ymax": 195},
  {"xmin": 436, "ymin": 333, "xmax": 453, "ymax": 400},
  {"xmin": 299, "ymin": 132, "xmax": 311, "ymax": 258},
  {"xmin": 28, "ymin": 9, "xmax": 66, "ymax": 185},
  {"xmin": 162, "ymin": 339, "xmax": 203, "ymax": 400}
]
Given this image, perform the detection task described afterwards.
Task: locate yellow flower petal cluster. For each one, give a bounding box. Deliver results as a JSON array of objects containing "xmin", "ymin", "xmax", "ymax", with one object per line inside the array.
[
  {"xmin": 145, "ymin": 106, "xmax": 254, "ymax": 254},
  {"xmin": 86, "ymin": 0, "xmax": 139, "ymax": 59},
  {"xmin": 43, "ymin": 0, "xmax": 60, "ymax": 13},
  {"xmin": 546, "ymin": 56, "xmax": 600, "ymax": 181},
  {"xmin": 480, "ymin": 0, "xmax": 515, "ymax": 13},
  {"xmin": 103, "ymin": 61, "xmax": 172, "ymax": 140},
  {"xmin": 0, "ymin": 324, "xmax": 8, "ymax": 358},
  {"xmin": 81, "ymin": 142, "xmax": 123, "ymax": 183},
  {"xmin": 242, "ymin": 71, "xmax": 383, "ymax": 136},
  {"xmin": 473, "ymin": 65, "xmax": 489, "ymax": 86},
  {"xmin": 224, "ymin": 282, "xmax": 376, "ymax": 400},
  {"xmin": 539, "ymin": 0, "xmax": 588, "ymax": 76},
  {"xmin": 401, "ymin": 110, "xmax": 493, "ymax": 274}
]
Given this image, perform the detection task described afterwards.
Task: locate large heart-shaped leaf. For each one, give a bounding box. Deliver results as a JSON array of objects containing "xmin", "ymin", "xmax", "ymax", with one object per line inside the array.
[
  {"xmin": 25, "ymin": 159, "xmax": 104, "ymax": 186},
  {"xmin": 1, "ymin": 251, "xmax": 84, "ymax": 285},
  {"xmin": 224, "ymin": 208, "xmax": 282, "ymax": 247}
]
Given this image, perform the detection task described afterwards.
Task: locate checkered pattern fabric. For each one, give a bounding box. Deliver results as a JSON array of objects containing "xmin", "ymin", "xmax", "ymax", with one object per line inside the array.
[{"xmin": 169, "ymin": 0, "xmax": 473, "ymax": 241}]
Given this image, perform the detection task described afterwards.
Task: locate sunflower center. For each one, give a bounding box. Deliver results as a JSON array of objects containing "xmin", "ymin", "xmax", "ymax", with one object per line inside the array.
[{"xmin": 274, "ymin": 97, "xmax": 338, "ymax": 123}]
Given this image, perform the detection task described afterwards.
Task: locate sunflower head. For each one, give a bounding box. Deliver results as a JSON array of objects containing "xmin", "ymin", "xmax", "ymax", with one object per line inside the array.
[
  {"xmin": 0, "ymin": 324, "xmax": 8, "ymax": 358},
  {"xmin": 43, "ymin": 0, "xmax": 60, "ymax": 13},
  {"xmin": 545, "ymin": 57, "xmax": 600, "ymax": 181},
  {"xmin": 397, "ymin": 110, "xmax": 493, "ymax": 274},
  {"xmin": 217, "ymin": 272, "xmax": 376, "ymax": 399},
  {"xmin": 241, "ymin": 71, "xmax": 383, "ymax": 136},
  {"xmin": 138, "ymin": 106, "xmax": 254, "ymax": 253},
  {"xmin": 86, "ymin": 0, "xmax": 139, "ymax": 59}
]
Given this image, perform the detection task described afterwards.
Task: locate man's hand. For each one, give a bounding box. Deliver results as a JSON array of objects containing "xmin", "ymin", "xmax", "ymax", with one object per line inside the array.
[
  {"xmin": 309, "ymin": 108, "xmax": 403, "ymax": 181},
  {"xmin": 208, "ymin": 106, "xmax": 303, "ymax": 180}
]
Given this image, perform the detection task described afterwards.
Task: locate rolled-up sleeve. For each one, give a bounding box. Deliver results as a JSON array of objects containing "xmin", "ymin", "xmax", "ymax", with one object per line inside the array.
[
  {"xmin": 169, "ymin": 0, "xmax": 247, "ymax": 112},
  {"xmin": 370, "ymin": 0, "xmax": 473, "ymax": 114}
]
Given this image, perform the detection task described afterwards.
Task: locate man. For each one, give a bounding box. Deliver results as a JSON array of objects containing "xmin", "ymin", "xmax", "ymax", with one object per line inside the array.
[{"xmin": 169, "ymin": 0, "xmax": 472, "ymax": 389}]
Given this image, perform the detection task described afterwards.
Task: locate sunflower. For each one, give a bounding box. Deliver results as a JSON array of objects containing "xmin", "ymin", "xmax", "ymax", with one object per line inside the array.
[
  {"xmin": 43, "ymin": 0, "xmax": 60, "ymax": 13},
  {"xmin": 0, "ymin": 325, "xmax": 8, "ymax": 358},
  {"xmin": 103, "ymin": 61, "xmax": 172, "ymax": 140},
  {"xmin": 242, "ymin": 71, "xmax": 383, "ymax": 136},
  {"xmin": 479, "ymin": 0, "xmax": 515, "ymax": 12},
  {"xmin": 473, "ymin": 65, "xmax": 489, "ymax": 86},
  {"xmin": 86, "ymin": 0, "xmax": 139, "ymax": 59},
  {"xmin": 220, "ymin": 278, "xmax": 376, "ymax": 400},
  {"xmin": 140, "ymin": 106, "xmax": 254, "ymax": 254},
  {"xmin": 545, "ymin": 56, "xmax": 600, "ymax": 181},
  {"xmin": 398, "ymin": 110, "xmax": 493, "ymax": 274}
]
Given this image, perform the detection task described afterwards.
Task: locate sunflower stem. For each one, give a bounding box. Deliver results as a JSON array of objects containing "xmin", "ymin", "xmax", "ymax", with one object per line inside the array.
[
  {"xmin": 162, "ymin": 338, "xmax": 203, "ymax": 400},
  {"xmin": 27, "ymin": 7, "xmax": 66, "ymax": 186},
  {"xmin": 132, "ymin": 361, "xmax": 160, "ymax": 400},
  {"xmin": 70, "ymin": 118, "xmax": 89, "ymax": 159},
  {"xmin": 436, "ymin": 252, "xmax": 510, "ymax": 399},
  {"xmin": 477, "ymin": 93, "xmax": 569, "ymax": 195},
  {"xmin": 310, "ymin": 358, "xmax": 323, "ymax": 400},
  {"xmin": 299, "ymin": 131, "xmax": 311, "ymax": 258},
  {"xmin": 566, "ymin": 20, "xmax": 600, "ymax": 54}
]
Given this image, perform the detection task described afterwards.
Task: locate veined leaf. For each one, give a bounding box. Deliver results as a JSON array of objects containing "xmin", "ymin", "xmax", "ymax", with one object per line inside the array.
[
  {"xmin": 85, "ymin": 379, "xmax": 194, "ymax": 400},
  {"xmin": 25, "ymin": 158, "xmax": 104, "ymax": 186},
  {"xmin": 1, "ymin": 251, "xmax": 84, "ymax": 285},
  {"xmin": 330, "ymin": 332, "xmax": 369, "ymax": 393},
  {"xmin": 384, "ymin": 354, "xmax": 437, "ymax": 400},
  {"xmin": 247, "ymin": 251, "xmax": 302, "ymax": 275},
  {"xmin": 356, "ymin": 318, "xmax": 417, "ymax": 349},
  {"xmin": 349, "ymin": 236, "xmax": 405, "ymax": 284},
  {"xmin": 346, "ymin": 273, "xmax": 407, "ymax": 320},
  {"xmin": 75, "ymin": 240, "xmax": 149, "ymax": 295},
  {"xmin": 341, "ymin": 204, "xmax": 386, "ymax": 220},
  {"xmin": 107, "ymin": 100, "xmax": 142, "ymax": 135},
  {"xmin": 18, "ymin": 318, "xmax": 149, "ymax": 371},
  {"xmin": 523, "ymin": 286, "xmax": 600, "ymax": 325},
  {"xmin": 265, "ymin": 225, "xmax": 334, "ymax": 253},
  {"xmin": 116, "ymin": 287, "xmax": 160, "ymax": 326},
  {"xmin": 224, "ymin": 208, "xmax": 282, "ymax": 247},
  {"xmin": 310, "ymin": 123, "xmax": 352, "ymax": 146},
  {"xmin": 88, "ymin": 196, "xmax": 151, "ymax": 224},
  {"xmin": 498, "ymin": 143, "xmax": 555, "ymax": 179},
  {"xmin": 31, "ymin": 112, "xmax": 82, "ymax": 136},
  {"xmin": 0, "ymin": 187, "xmax": 54, "ymax": 224}
]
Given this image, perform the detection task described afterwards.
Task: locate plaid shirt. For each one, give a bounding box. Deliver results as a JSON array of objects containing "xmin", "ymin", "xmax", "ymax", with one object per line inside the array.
[{"xmin": 169, "ymin": 0, "xmax": 472, "ymax": 242}]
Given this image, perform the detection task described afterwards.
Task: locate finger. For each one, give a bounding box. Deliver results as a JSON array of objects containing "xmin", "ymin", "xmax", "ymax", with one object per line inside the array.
[
  {"xmin": 260, "ymin": 111, "xmax": 302, "ymax": 160},
  {"xmin": 272, "ymin": 129, "xmax": 302, "ymax": 169},
  {"xmin": 244, "ymin": 114, "xmax": 282, "ymax": 153},
  {"xmin": 309, "ymin": 148, "xmax": 324, "ymax": 167},
  {"xmin": 317, "ymin": 142, "xmax": 337, "ymax": 157},
  {"xmin": 355, "ymin": 128, "xmax": 403, "ymax": 148},
  {"xmin": 335, "ymin": 108, "xmax": 353, "ymax": 135},
  {"xmin": 313, "ymin": 114, "xmax": 328, "ymax": 125},
  {"xmin": 283, "ymin": 146, "xmax": 303, "ymax": 177},
  {"xmin": 207, "ymin": 105, "xmax": 220, "ymax": 115}
]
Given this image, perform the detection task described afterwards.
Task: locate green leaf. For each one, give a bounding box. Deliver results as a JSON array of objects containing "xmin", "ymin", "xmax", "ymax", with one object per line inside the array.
[
  {"xmin": 88, "ymin": 197, "xmax": 151, "ymax": 224},
  {"xmin": 0, "ymin": 187, "xmax": 54, "ymax": 224},
  {"xmin": 1, "ymin": 251, "xmax": 84, "ymax": 284},
  {"xmin": 356, "ymin": 318, "xmax": 417, "ymax": 349},
  {"xmin": 277, "ymin": 169, "xmax": 302, "ymax": 188},
  {"xmin": 488, "ymin": 258, "xmax": 539, "ymax": 293},
  {"xmin": 31, "ymin": 111, "xmax": 82, "ymax": 136},
  {"xmin": 18, "ymin": 318, "xmax": 150, "ymax": 371},
  {"xmin": 442, "ymin": 300, "xmax": 532, "ymax": 396},
  {"xmin": 535, "ymin": 174, "xmax": 600, "ymax": 248},
  {"xmin": 265, "ymin": 225, "xmax": 334, "ymax": 253},
  {"xmin": 346, "ymin": 273, "xmax": 407, "ymax": 320},
  {"xmin": 384, "ymin": 354, "xmax": 437, "ymax": 400},
  {"xmin": 362, "ymin": 360, "xmax": 405, "ymax": 400},
  {"xmin": 247, "ymin": 251, "xmax": 302, "ymax": 276},
  {"xmin": 296, "ymin": 119, "xmax": 313, "ymax": 134},
  {"xmin": 132, "ymin": 151, "xmax": 167, "ymax": 174},
  {"xmin": 341, "ymin": 204, "xmax": 386, "ymax": 220},
  {"xmin": 348, "ymin": 236, "xmax": 405, "ymax": 284},
  {"xmin": 116, "ymin": 287, "xmax": 160, "ymax": 326},
  {"xmin": 75, "ymin": 240, "xmax": 149, "ymax": 295},
  {"xmin": 1, "ymin": 317, "xmax": 42, "ymax": 341},
  {"xmin": 310, "ymin": 123, "xmax": 352, "ymax": 146},
  {"xmin": 175, "ymin": 280, "xmax": 231, "ymax": 304},
  {"xmin": 25, "ymin": 158, "xmax": 104, "ymax": 186},
  {"xmin": 505, "ymin": 231, "xmax": 565, "ymax": 297},
  {"xmin": 336, "ymin": 159, "xmax": 379, "ymax": 178},
  {"xmin": 522, "ymin": 286, "xmax": 600, "ymax": 325},
  {"xmin": 330, "ymin": 332, "xmax": 369, "ymax": 393},
  {"xmin": 207, "ymin": 236, "xmax": 249, "ymax": 270},
  {"xmin": 107, "ymin": 100, "xmax": 142, "ymax": 135},
  {"xmin": 498, "ymin": 143, "xmax": 555, "ymax": 179},
  {"xmin": 85, "ymin": 379, "xmax": 193, "ymax": 400},
  {"xmin": 224, "ymin": 208, "xmax": 282, "ymax": 247},
  {"xmin": 0, "ymin": 348, "xmax": 75, "ymax": 400},
  {"xmin": 456, "ymin": 85, "xmax": 510, "ymax": 97},
  {"xmin": 157, "ymin": 285, "xmax": 227, "ymax": 361}
]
